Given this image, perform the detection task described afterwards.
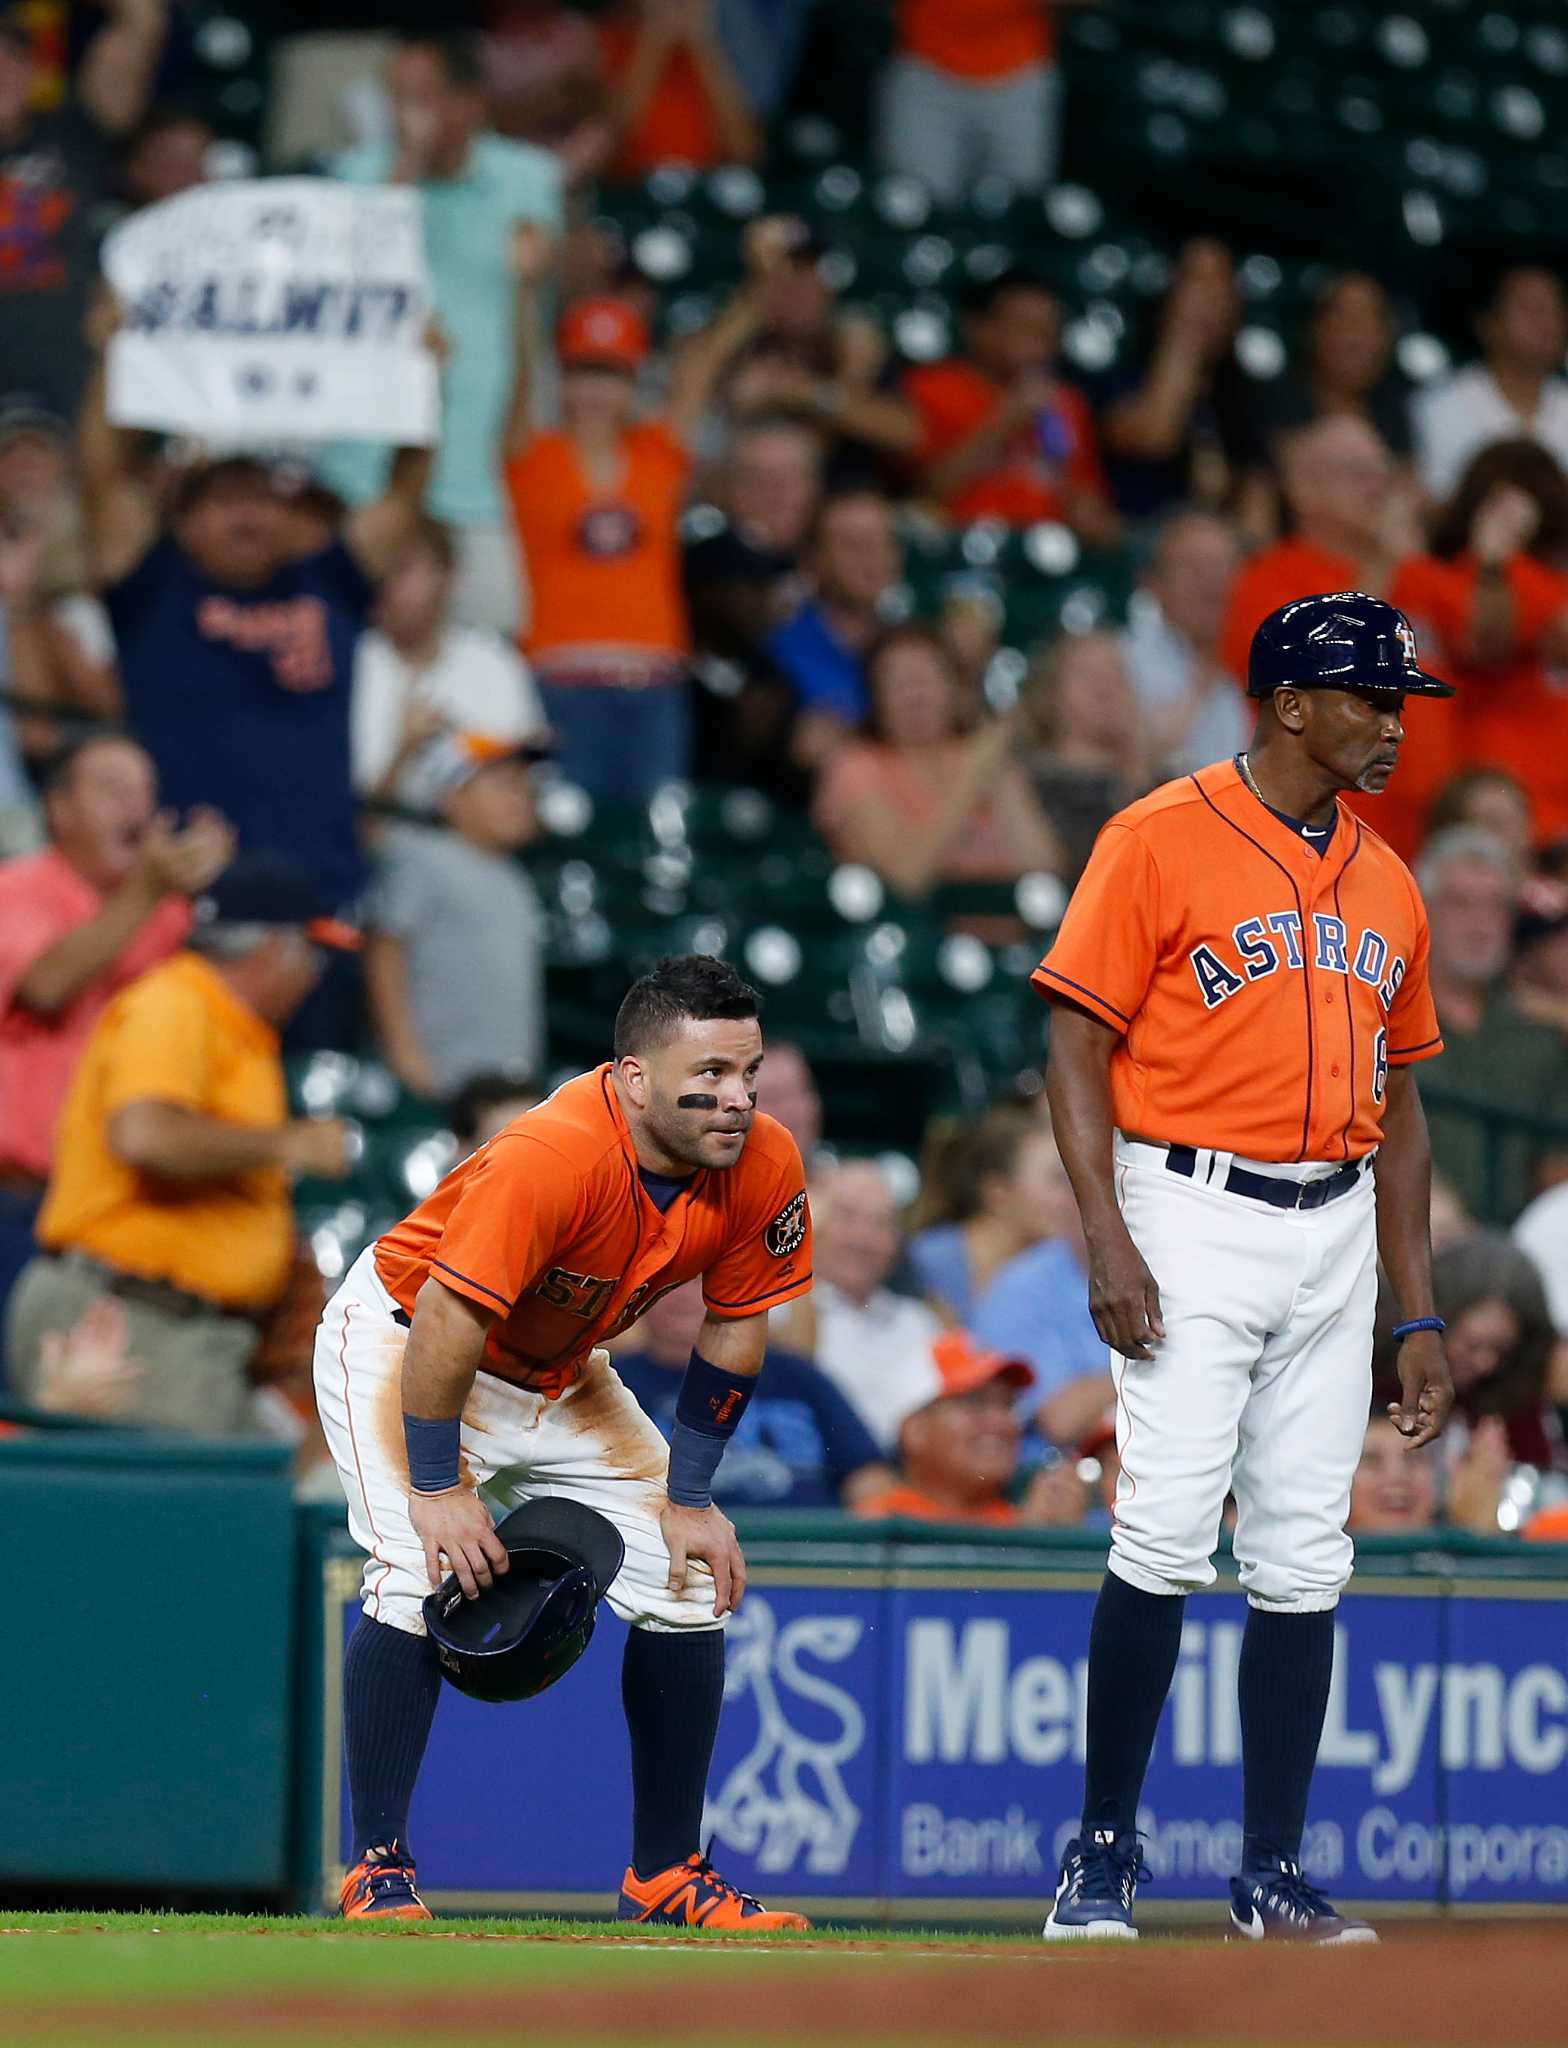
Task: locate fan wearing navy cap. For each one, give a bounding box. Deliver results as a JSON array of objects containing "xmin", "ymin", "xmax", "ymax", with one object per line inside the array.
[
  {"xmin": 75, "ymin": 296, "xmax": 436, "ymax": 1043},
  {"xmin": 1033, "ymin": 592, "xmax": 1457, "ymax": 1945},
  {"xmin": 5, "ymin": 855, "xmax": 360, "ymax": 1435}
]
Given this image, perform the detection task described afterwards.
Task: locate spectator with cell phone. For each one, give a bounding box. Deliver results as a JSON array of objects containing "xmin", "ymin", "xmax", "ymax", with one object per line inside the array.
[{"xmin": 904, "ymin": 268, "xmax": 1119, "ymax": 543}]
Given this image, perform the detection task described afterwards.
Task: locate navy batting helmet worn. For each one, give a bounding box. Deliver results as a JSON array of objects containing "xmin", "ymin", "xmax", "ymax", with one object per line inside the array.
[
  {"xmin": 1246, "ymin": 591, "xmax": 1455, "ymax": 701},
  {"xmin": 422, "ymin": 1497, "xmax": 624, "ymax": 1705}
]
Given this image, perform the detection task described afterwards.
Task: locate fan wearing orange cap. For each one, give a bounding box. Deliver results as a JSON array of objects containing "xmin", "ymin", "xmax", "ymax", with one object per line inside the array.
[
  {"xmin": 854, "ymin": 1329, "xmax": 1091, "ymax": 1527},
  {"xmin": 504, "ymin": 281, "xmax": 758, "ymax": 803}
]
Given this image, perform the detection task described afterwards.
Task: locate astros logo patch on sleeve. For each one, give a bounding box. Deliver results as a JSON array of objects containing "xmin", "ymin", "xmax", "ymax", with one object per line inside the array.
[{"xmin": 764, "ymin": 1190, "xmax": 808, "ymax": 1257}]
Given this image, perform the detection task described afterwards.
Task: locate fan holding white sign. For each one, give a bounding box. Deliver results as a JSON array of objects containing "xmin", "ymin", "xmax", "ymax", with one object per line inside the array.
[{"xmin": 102, "ymin": 178, "xmax": 440, "ymax": 447}]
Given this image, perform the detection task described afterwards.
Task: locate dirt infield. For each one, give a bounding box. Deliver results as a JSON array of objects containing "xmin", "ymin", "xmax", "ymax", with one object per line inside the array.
[{"xmin": 9, "ymin": 1925, "xmax": 1568, "ymax": 2046}]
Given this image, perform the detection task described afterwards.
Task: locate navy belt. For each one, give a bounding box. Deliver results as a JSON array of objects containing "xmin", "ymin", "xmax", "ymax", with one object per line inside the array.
[
  {"xmin": 392, "ymin": 1306, "xmax": 411, "ymax": 1329},
  {"xmin": 1165, "ymin": 1145, "xmax": 1366, "ymax": 1211}
]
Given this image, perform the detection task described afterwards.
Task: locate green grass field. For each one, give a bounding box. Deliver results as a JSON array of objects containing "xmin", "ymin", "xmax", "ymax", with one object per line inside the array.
[
  {"xmin": 2, "ymin": 1909, "xmax": 1560, "ymax": 2048},
  {"xmin": 0, "ymin": 1912, "xmax": 1045, "ymax": 2048}
]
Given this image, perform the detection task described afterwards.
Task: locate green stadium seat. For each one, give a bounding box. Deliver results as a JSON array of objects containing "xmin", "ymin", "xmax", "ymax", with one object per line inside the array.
[{"xmin": 738, "ymin": 923, "xmax": 867, "ymax": 1040}]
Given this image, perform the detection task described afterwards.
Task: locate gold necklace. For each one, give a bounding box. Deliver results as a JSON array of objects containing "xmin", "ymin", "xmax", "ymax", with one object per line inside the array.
[{"xmin": 1239, "ymin": 751, "xmax": 1333, "ymax": 842}]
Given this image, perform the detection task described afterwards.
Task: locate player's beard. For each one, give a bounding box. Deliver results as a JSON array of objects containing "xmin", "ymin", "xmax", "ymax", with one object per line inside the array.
[
  {"xmin": 1353, "ymin": 749, "xmax": 1400, "ymax": 793},
  {"xmin": 646, "ymin": 1094, "xmax": 752, "ymax": 1172}
]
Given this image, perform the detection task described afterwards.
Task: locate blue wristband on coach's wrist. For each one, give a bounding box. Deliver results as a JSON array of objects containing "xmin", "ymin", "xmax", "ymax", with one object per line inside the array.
[
  {"xmin": 404, "ymin": 1413, "xmax": 461, "ymax": 1493},
  {"xmin": 1392, "ymin": 1317, "xmax": 1446, "ymax": 1343},
  {"xmin": 666, "ymin": 1350, "xmax": 758, "ymax": 1508}
]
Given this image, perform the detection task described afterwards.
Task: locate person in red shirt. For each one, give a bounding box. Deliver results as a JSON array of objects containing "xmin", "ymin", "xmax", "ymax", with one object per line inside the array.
[
  {"xmin": 1220, "ymin": 415, "xmax": 1464, "ymax": 860},
  {"xmin": 905, "ymin": 268, "xmax": 1119, "ymax": 541},
  {"xmin": 597, "ymin": 0, "xmax": 760, "ymax": 181},
  {"xmin": 0, "ymin": 734, "xmax": 231, "ymax": 1333},
  {"xmin": 316, "ymin": 956, "xmax": 815, "ymax": 1928},
  {"xmin": 505, "ymin": 276, "xmax": 747, "ymax": 800},
  {"xmin": 1394, "ymin": 438, "xmax": 1568, "ymax": 846}
]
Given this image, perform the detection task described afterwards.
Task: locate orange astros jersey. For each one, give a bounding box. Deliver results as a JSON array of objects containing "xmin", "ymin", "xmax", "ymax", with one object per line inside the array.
[
  {"xmin": 1031, "ymin": 759, "xmax": 1444, "ymax": 1162},
  {"xmin": 374, "ymin": 1066, "xmax": 812, "ymax": 1393}
]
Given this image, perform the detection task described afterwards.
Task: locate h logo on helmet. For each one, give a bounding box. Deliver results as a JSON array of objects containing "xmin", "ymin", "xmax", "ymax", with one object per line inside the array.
[{"xmin": 1395, "ymin": 619, "xmax": 1418, "ymax": 666}]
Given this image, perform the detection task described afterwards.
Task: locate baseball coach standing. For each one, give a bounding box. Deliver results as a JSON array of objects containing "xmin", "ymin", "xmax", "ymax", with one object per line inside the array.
[{"xmin": 1031, "ymin": 593, "xmax": 1456, "ymax": 1944}]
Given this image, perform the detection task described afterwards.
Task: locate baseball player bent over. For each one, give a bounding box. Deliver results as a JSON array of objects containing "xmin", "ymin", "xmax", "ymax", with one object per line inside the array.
[
  {"xmin": 1034, "ymin": 593, "xmax": 1455, "ymax": 1943},
  {"xmin": 314, "ymin": 956, "xmax": 814, "ymax": 1924}
]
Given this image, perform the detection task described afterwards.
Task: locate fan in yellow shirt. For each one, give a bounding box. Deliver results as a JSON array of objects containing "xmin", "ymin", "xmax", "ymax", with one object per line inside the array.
[{"xmin": 6, "ymin": 856, "xmax": 359, "ymax": 1435}]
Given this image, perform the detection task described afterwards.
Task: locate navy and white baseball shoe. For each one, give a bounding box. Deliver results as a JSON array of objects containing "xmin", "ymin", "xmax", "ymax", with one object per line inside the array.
[
  {"xmin": 339, "ymin": 1840, "xmax": 431, "ymax": 1921},
  {"xmin": 1229, "ymin": 1855, "xmax": 1378, "ymax": 1945},
  {"xmin": 1042, "ymin": 1828, "xmax": 1148, "ymax": 1941}
]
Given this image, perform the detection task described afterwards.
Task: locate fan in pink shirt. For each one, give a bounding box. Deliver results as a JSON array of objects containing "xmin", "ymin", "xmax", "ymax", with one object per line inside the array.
[{"xmin": 0, "ymin": 734, "xmax": 232, "ymax": 1330}]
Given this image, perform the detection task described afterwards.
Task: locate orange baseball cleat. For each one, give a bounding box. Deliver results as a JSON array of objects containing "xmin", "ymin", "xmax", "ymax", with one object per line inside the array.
[
  {"xmin": 618, "ymin": 1852, "xmax": 810, "ymax": 1931},
  {"xmin": 339, "ymin": 1841, "xmax": 433, "ymax": 1921}
]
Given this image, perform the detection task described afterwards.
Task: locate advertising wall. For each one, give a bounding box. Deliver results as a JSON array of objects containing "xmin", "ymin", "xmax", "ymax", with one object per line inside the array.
[{"xmin": 315, "ymin": 1543, "xmax": 1568, "ymax": 1921}]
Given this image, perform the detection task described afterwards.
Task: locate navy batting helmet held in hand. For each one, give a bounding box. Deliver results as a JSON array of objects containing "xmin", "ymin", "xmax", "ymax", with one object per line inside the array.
[
  {"xmin": 422, "ymin": 1497, "xmax": 625, "ymax": 1704},
  {"xmin": 1247, "ymin": 591, "xmax": 1455, "ymax": 701}
]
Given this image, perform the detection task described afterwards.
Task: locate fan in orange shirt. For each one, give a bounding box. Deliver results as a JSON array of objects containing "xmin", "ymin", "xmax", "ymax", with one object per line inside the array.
[
  {"xmin": 854, "ymin": 1330, "xmax": 1040, "ymax": 1526},
  {"xmin": 597, "ymin": 0, "xmax": 760, "ymax": 182},
  {"xmin": 897, "ymin": 0, "xmax": 1054, "ymax": 79},
  {"xmin": 504, "ymin": 270, "xmax": 751, "ymax": 802},
  {"xmin": 904, "ymin": 268, "xmax": 1120, "ymax": 543},
  {"xmin": 879, "ymin": 0, "xmax": 1062, "ymax": 203},
  {"xmin": 1220, "ymin": 416, "xmax": 1463, "ymax": 860},
  {"xmin": 1393, "ymin": 439, "xmax": 1568, "ymax": 846}
]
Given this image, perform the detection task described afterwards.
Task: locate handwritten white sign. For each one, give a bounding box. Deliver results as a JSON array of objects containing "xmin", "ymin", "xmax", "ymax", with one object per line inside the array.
[{"xmin": 103, "ymin": 178, "xmax": 439, "ymax": 445}]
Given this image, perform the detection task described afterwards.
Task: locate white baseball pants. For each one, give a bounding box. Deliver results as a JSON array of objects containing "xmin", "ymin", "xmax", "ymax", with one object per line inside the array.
[
  {"xmin": 1107, "ymin": 1137, "xmax": 1378, "ymax": 1613},
  {"xmin": 313, "ymin": 1248, "xmax": 723, "ymax": 1637}
]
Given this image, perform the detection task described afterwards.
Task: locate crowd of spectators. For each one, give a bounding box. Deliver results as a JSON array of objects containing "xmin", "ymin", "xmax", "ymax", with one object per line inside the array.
[{"xmin": 0, "ymin": 0, "xmax": 1565, "ymax": 1546}]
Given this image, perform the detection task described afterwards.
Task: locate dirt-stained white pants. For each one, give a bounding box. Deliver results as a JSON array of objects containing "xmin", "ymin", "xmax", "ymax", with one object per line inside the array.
[
  {"xmin": 313, "ymin": 1248, "xmax": 723, "ymax": 1636},
  {"xmin": 1107, "ymin": 1137, "xmax": 1378, "ymax": 1613}
]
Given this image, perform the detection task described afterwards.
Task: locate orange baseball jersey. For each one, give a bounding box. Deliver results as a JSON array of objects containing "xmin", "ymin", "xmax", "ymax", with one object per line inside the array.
[
  {"xmin": 374, "ymin": 1066, "xmax": 812, "ymax": 1393},
  {"xmin": 1031, "ymin": 759, "xmax": 1443, "ymax": 1162}
]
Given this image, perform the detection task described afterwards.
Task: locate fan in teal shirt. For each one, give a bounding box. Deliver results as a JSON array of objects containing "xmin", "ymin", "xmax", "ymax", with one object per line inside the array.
[{"xmin": 321, "ymin": 132, "xmax": 562, "ymax": 530}]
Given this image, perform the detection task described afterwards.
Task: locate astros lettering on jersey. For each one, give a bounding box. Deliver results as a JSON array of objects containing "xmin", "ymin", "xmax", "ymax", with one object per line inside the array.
[
  {"xmin": 375, "ymin": 1065, "xmax": 813, "ymax": 1394},
  {"xmin": 1031, "ymin": 757, "xmax": 1444, "ymax": 1160}
]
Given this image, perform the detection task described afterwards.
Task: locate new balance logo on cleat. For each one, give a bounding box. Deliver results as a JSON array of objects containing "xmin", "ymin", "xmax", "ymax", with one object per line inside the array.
[
  {"xmin": 618, "ymin": 1853, "xmax": 810, "ymax": 1931},
  {"xmin": 339, "ymin": 1841, "xmax": 432, "ymax": 1921},
  {"xmin": 1228, "ymin": 1856, "xmax": 1378, "ymax": 1945},
  {"xmin": 1042, "ymin": 1829, "xmax": 1148, "ymax": 1942}
]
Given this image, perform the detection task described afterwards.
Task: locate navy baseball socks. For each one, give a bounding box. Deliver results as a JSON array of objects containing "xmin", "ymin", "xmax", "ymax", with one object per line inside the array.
[
  {"xmin": 339, "ymin": 1612, "xmax": 722, "ymax": 1880},
  {"xmin": 340, "ymin": 1614, "xmax": 442, "ymax": 1919},
  {"xmin": 1044, "ymin": 1573, "xmax": 1184, "ymax": 1941},
  {"xmin": 622, "ymin": 1625, "xmax": 726, "ymax": 1880},
  {"xmin": 1238, "ymin": 1604, "xmax": 1335, "ymax": 1870},
  {"xmin": 1044, "ymin": 1586, "xmax": 1374, "ymax": 1941},
  {"xmin": 618, "ymin": 1625, "xmax": 810, "ymax": 1930},
  {"xmin": 1231, "ymin": 1606, "xmax": 1375, "ymax": 1943}
]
